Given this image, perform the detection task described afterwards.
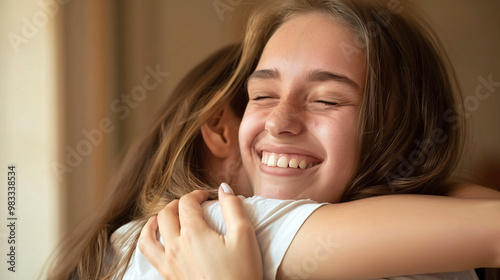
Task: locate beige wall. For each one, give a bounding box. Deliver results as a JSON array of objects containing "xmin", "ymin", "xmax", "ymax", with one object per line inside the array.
[{"xmin": 0, "ymin": 1, "xmax": 62, "ymax": 279}]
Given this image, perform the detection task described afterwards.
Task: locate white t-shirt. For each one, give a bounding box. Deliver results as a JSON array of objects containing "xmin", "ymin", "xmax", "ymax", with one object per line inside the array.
[
  {"xmin": 111, "ymin": 196, "xmax": 478, "ymax": 280},
  {"xmin": 113, "ymin": 196, "xmax": 325, "ymax": 279}
]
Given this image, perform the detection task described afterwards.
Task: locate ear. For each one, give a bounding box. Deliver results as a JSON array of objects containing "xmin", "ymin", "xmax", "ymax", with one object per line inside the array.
[{"xmin": 201, "ymin": 104, "xmax": 238, "ymax": 159}]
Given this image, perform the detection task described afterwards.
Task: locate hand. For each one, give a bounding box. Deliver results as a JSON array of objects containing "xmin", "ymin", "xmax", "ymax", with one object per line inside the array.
[{"xmin": 139, "ymin": 183, "xmax": 263, "ymax": 280}]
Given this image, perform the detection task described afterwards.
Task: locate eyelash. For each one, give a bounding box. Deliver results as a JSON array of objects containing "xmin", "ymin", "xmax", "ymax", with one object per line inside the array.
[
  {"xmin": 252, "ymin": 95, "xmax": 271, "ymax": 101},
  {"xmin": 251, "ymin": 95, "xmax": 339, "ymax": 106},
  {"xmin": 315, "ymin": 100, "xmax": 338, "ymax": 106}
]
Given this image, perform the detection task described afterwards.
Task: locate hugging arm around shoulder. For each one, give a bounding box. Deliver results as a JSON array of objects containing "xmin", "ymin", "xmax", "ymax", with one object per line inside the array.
[
  {"xmin": 279, "ymin": 194, "xmax": 500, "ymax": 280},
  {"xmin": 210, "ymin": 195, "xmax": 493, "ymax": 280}
]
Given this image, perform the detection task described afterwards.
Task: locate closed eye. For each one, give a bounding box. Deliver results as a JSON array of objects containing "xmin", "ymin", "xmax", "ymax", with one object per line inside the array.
[
  {"xmin": 315, "ymin": 100, "xmax": 338, "ymax": 106},
  {"xmin": 252, "ymin": 95, "xmax": 272, "ymax": 101}
]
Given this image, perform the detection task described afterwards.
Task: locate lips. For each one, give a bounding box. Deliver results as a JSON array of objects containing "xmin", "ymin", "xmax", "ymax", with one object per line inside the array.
[{"xmin": 260, "ymin": 151, "xmax": 320, "ymax": 169}]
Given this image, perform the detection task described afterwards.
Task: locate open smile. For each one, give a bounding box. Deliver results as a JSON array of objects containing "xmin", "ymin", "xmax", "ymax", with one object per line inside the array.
[{"xmin": 259, "ymin": 151, "xmax": 321, "ymax": 170}]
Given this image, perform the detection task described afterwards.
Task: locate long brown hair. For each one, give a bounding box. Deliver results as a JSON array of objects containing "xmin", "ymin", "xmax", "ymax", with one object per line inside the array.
[
  {"xmin": 46, "ymin": 43, "xmax": 248, "ymax": 279},
  {"xmin": 232, "ymin": 0, "xmax": 496, "ymax": 278}
]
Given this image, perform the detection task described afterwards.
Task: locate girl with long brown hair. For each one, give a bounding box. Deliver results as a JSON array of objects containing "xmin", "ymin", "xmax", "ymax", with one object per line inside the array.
[{"xmin": 138, "ymin": 0, "xmax": 500, "ymax": 279}]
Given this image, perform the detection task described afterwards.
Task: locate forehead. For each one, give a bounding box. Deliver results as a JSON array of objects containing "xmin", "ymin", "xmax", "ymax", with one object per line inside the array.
[{"xmin": 256, "ymin": 12, "xmax": 366, "ymax": 90}]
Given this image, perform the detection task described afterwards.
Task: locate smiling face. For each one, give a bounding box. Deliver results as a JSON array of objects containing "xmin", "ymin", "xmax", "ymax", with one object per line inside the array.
[{"xmin": 239, "ymin": 12, "xmax": 366, "ymax": 203}]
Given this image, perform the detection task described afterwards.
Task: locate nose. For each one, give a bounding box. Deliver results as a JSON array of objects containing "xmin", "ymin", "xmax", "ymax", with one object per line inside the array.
[{"xmin": 265, "ymin": 96, "xmax": 304, "ymax": 137}]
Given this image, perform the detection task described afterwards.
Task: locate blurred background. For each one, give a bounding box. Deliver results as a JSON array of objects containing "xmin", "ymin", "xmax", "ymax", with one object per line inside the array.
[{"xmin": 0, "ymin": 0, "xmax": 499, "ymax": 279}]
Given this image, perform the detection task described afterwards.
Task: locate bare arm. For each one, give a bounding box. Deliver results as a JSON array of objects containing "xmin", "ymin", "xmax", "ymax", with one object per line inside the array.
[
  {"xmin": 279, "ymin": 194, "xmax": 500, "ymax": 280},
  {"xmin": 140, "ymin": 184, "xmax": 500, "ymax": 280}
]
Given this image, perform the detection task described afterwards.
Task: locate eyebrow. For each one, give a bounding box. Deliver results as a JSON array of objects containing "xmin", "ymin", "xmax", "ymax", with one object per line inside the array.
[
  {"xmin": 308, "ymin": 69, "xmax": 359, "ymax": 90},
  {"xmin": 247, "ymin": 68, "xmax": 281, "ymax": 81},
  {"xmin": 247, "ymin": 68, "xmax": 359, "ymax": 91}
]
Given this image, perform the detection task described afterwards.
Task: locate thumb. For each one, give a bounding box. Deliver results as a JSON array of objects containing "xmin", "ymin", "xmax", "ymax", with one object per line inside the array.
[
  {"xmin": 220, "ymin": 182, "xmax": 234, "ymax": 195},
  {"xmin": 218, "ymin": 183, "xmax": 253, "ymax": 237}
]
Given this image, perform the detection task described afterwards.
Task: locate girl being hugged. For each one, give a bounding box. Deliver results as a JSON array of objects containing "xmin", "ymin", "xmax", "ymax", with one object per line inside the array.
[{"xmin": 140, "ymin": 0, "xmax": 500, "ymax": 279}]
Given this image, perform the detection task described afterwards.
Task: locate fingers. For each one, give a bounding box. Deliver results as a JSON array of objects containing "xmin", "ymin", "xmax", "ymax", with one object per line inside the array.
[
  {"xmin": 218, "ymin": 183, "xmax": 254, "ymax": 240},
  {"xmin": 157, "ymin": 199, "xmax": 181, "ymax": 241},
  {"xmin": 218, "ymin": 183, "xmax": 261, "ymax": 275},
  {"xmin": 178, "ymin": 190, "xmax": 210, "ymax": 231},
  {"xmin": 138, "ymin": 216, "xmax": 166, "ymax": 270}
]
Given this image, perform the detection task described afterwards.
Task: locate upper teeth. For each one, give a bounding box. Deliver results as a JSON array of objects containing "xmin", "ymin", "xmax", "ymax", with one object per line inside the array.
[{"xmin": 261, "ymin": 153, "xmax": 311, "ymax": 169}]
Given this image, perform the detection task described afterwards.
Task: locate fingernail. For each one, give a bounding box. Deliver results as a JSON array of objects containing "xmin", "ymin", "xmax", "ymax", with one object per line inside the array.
[{"xmin": 220, "ymin": 182, "xmax": 234, "ymax": 194}]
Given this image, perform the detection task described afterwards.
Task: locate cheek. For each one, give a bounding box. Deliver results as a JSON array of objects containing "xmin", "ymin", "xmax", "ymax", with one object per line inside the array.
[
  {"xmin": 337, "ymin": 125, "xmax": 360, "ymax": 181},
  {"xmin": 239, "ymin": 108, "xmax": 266, "ymax": 149},
  {"xmin": 238, "ymin": 119, "xmax": 250, "ymax": 152},
  {"xmin": 238, "ymin": 113, "xmax": 258, "ymax": 174},
  {"xmin": 320, "ymin": 115, "xmax": 360, "ymax": 167},
  {"xmin": 320, "ymin": 128, "xmax": 359, "ymax": 202}
]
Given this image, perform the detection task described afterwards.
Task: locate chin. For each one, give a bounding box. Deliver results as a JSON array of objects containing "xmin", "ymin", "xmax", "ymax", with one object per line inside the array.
[{"xmin": 253, "ymin": 183, "xmax": 301, "ymax": 200}]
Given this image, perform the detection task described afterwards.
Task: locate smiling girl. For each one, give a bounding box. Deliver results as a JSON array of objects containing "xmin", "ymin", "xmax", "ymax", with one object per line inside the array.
[
  {"xmin": 139, "ymin": 0, "xmax": 500, "ymax": 279},
  {"xmin": 241, "ymin": 11, "xmax": 365, "ymax": 203}
]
